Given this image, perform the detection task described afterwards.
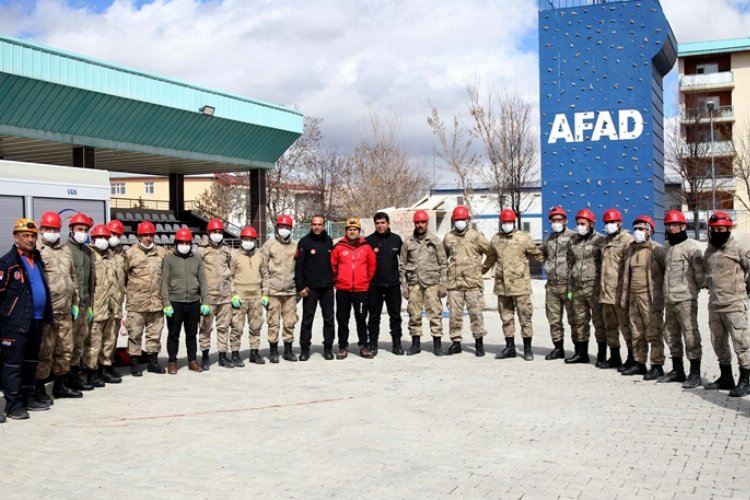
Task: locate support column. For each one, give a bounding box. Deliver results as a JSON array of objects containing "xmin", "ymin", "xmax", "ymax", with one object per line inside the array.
[
  {"xmin": 72, "ymin": 146, "xmax": 95, "ymax": 168},
  {"xmin": 168, "ymin": 173, "xmax": 185, "ymax": 215},
  {"xmin": 249, "ymin": 169, "xmax": 267, "ymax": 243}
]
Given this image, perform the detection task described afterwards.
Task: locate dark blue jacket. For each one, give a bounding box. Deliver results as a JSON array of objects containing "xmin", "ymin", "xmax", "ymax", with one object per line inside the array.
[
  {"xmin": 366, "ymin": 230, "xmax": 402, "ymax": 287},
  {"xmin": 0, "ymin": 244, "xmax": 53, "ymax": 338},
  {"xmin": 294, "ymin": 230, "xmax": 334, "ymax": 291}
]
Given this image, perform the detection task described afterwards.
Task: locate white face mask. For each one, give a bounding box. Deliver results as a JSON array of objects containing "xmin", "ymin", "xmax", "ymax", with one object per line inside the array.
[
  {"xmin": 241, "ymin": 240, "xmax": 256, "ymax": 251},
  {"xmin": 501, "ymin": 223, "xmax": 514, "ymax": 234},
  {"xmin": 605, "ymin": 223, "xmax": 620, "ymax": 235},
  {"xmin": 209, "ymin": 233, "xmax": 223, "ymax": 244},
  {"xmin": 177, "ymin": 244, "xmax": 191, "ymax": 255},
  {"xmin": 93, "ymin": 238, "xmax": 109, "ymax": 251},
  {"xmin": 278, "ymin": 228, "xmax": 291, "ymax": 239},
  {"xmin": 454, "ymin": 220, "xmax": 467, "ymax": 232},
  {"xmin": 43, "ymin": 231, "xmax": 60, "ymax": 244},
  {"xmin": 108, "ymin": 235, "xmax": 120, "ymax": 247},
  {"xmin": 140, "ymin": 241, "xmax": 155, "ymax": 251},
  {"xmin": 576, "ymin": 224, "xmax": 589, "ymax": 236},
  {"xmin": 72, "ymin": 231, "xmax": 88, "ymax": 244},
  {"xmin": 633, "ymin": 229, "xmax": 647, "ymax": 244},
  {"xmin": 550, "ymin": 222, "xmax": 564, "ymax": 233}
]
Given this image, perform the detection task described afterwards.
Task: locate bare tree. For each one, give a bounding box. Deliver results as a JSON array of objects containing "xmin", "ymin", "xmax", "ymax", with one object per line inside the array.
[
  {"xmin": 733, "ymin": 119, "xmax": 750, "ymax": 214},
  {"xmin": 427, "ymin": 104, "xmax": 479, "ymax": 213},
  {"xmin": 298, "ymin": 147, "xmax": 351, "ymax": 221},
  {"xmin": 194, "ymin": 176, "xmax": 244, "ymax": 221}
]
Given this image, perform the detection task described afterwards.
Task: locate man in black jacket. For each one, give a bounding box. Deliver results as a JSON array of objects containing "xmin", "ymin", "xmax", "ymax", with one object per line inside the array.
[
  {"xmin": 295, "ymin": 215, "xmax": 335, "ymax": 360},
  {"xmin": 366, "ymin": 212, "xmax": 404, "ymax": 355}
]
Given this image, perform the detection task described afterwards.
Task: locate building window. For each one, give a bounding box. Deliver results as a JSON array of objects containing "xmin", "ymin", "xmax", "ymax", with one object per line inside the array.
[
  {"xmin": 523, "ymin": 222, "xmax": 531, "ymax": 233},
  {"xmin": 145, "ymin": 182, "xmax": 154, "ymax": 194},
  {"xmin": 696, "ymin": 63, "xmax": 719, "ymax": 74},
  {"xmin": 111, "ymin": 182, "xmax": 125, "ymax": 195}
]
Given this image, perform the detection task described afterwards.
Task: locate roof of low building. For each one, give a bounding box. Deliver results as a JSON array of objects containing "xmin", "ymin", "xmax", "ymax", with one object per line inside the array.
[{"xmin": 678, "ymin": 37, "xmax": 750, "ymax": 57}]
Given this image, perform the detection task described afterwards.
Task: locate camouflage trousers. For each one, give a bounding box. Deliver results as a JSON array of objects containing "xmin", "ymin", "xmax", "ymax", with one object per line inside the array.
[
  {"xmin": 497, "ymin": 294, "xmax": 534, "ymax": 339},
  {"xmin": 231, "ymin": 298, "xmax": 264, "ymax": 350},
  {"xmin": 664, "ymin": 300, "xmax": 702, "ymax": 360},
  {"xmin": 127, "ymin": 310, "xmax": 164, "ymax": 356},
  {"xmin": 709, "ymin": 306, "xmax": 750, "ymax": 369},
  {"xmin": 545, "ymin": 284, "xmax": 573, "ymax": 342},
  {"xmin": 628, "ymin": 293, "xmax": 665, "ymax": 365},
  {"xmin": 199, "ymin": 302, "xmax": 233, "ymax": 352},
  {"xmin": 447, "ymin": 288, "xmax": 486, "ymax": 341},
  {"xmin": 37, "ymin": 312, "xmax": 73, "ymax": 379},
  {"xmin": 601, "ymin": 303, "xmax": 632, "ymax": 349},
  {"xmin": 406, "ymin": 284, "xmax": 443, "ymax": 337},
  {"xmin": 71, "ymin": 312, "xmax": 91, "ymax": 367},
  {"xmin": 570, "ymin": 286, "xmax": 605, "ymax": 343},
  {"xmin": 266, "ymin": 296, "xmax": 297, "ymax": 344},
  {"xmin": 85, "ymin": 316, "xmax": 118, "ymax": 369}
]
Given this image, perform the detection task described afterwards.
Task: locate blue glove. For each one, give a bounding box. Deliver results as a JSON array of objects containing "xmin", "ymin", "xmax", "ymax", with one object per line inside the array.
[
  {"xmin": 231, "ymin": 295, "xmax": 242, "ymax": 309},
  {"xmin": 200, "ymin": 304, "xmax": 211, "ymax": 316},
  {"xmin": 163, "ymin": 306, "xmax": 174, "ymax": 318},
  {"xmin": 86, "ymin": 306, "xmax": 94, "ymax": 322},
  {"xmin": 71, "ymin": 304, "xmax": 80, "ymax": 320},
  {"xmin": 260, "ymin": 296, "xmax": 270, "ymax": 309}
]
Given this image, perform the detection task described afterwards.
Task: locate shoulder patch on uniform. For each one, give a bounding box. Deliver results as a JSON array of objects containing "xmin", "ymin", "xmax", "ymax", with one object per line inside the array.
[
  {"xmin": 374, "ymin": 247, "xmax": 379, "ymax": 253},
  {"xmin": 695, "ymin": 256, "xmax": 703, "ymax": 265},
  {"xmin": 13, "ymin": 270, "xmax": 21, "ymax": 280},
  {"xmin": 310, "ymin": 249, "xmax": 316, "ymax": 255}
]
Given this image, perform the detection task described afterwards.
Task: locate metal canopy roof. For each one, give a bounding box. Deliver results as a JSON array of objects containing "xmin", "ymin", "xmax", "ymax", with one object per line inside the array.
[
  {"xmin": 678, "ymin": 37, "xmax": 750, "ymax": 57},
  {"xmin": 0, "ymin": 35, "xmax": 303, "ymax": 174}
]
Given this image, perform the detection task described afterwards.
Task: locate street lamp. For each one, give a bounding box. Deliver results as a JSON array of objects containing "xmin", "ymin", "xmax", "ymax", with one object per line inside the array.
[{"xmin": 707, "ymin": 100, "xmax": 716, "ymax": 211}]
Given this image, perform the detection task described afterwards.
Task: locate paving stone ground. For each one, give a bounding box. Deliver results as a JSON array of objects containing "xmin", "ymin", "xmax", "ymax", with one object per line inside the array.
[{"xmin": 2, "ymin": 279, "xmax": 749, "ymax": 499}]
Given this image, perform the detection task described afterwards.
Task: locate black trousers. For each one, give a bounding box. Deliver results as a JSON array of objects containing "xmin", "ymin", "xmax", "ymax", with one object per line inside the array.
[
  {"xmin": 367, "ymin": 285, "xmax": 403, "ymax": 344},
  {"xmin": 336, "ymin": 290, "xmax": 368, "ymax": 349},
  {"xmin": 166, "ymin": 301, "xmax": 200, "ymax": 362},
  {"xmin": 1, "ymin": 318, "xmax": 43, "ymax": 413},
  {"xmin": 300, "ymin": 286, "xmax": 335, "ymax": 349}
]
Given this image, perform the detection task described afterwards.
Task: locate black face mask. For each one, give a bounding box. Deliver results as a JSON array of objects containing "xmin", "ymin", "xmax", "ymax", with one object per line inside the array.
[
  {"xmin": 709, "ymin": 231, "xmax": 731, "ymax": 248},
  {"xmin": 665, "ymin": 230, "xmax": 688, "ymax": 246}
]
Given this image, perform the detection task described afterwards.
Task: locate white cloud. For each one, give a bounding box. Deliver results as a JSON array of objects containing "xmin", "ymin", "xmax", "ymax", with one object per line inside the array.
[{"xmin": 662, "ymin": 0, "xmax": 750, "ymax": 43}]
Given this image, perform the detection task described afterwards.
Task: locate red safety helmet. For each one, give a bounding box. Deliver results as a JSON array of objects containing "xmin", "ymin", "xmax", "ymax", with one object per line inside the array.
[
  {"xmin": 708, "ymin": 211, "xmax": 734, "ymax": 228},
  {"xmin": 69, "ymin": 212, "xmax": 93, "ymax": 228},
  {"xmin": 240, "ymin": 226, "xmax": 258, "ymax": 239},
  {"xmin": 576, "ymin": 208, "xmax": 596, "ymax": 223},
  {"xmin": 91, "ymin": 224, "xmax": 111, "ymax": 238},
  {"xmin": 276, "ymin": 214, "xmax": 294, "ymax": 227},
  {"xmin": 207, "ymin": 219, "xmax": 225, "ymax": 232},
  {"xmin": 40, "ymin": 211, "xmax": 62, "ymax": 229},
  {"xmin": 137, "ymin": 221, "xmax": 156, "ymax": 235},
  {"xmin": 602, "ymin": 208, "xmax": 623, "ymax": 223},
  {"xmin": 413, "ymin": 210, "xmax": 429, "ymax": 223},
  {"xmin": 452, "ymin": 206, "xmax": 470, "ymax": 221},
  {"xmin": 500, "ymin": 209, "xmax": 516, "ymax": 222},
  {"xmin": 633, "ymin": 215, "xmax": 655, "ymax": 233},
  {"xmin": 175, "ymin": 228, "xmax": 193, "ymax": 242},
  {"xmin": 107, "ymin": 219, "xmax": 125, "ymax": 235},
  {"xmin": 548, "ymin": 206, "xmax": 567, "ymax": 219},
  {"xmin": 664, "ymin": 210, "xmax": 687, "ymax": 225}
]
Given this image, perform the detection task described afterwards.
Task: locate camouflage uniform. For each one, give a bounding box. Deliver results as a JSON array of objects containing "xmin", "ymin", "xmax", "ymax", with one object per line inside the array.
[
  {"xmin": 600, "ymin": 230, "xmax": 633, "ymax": 349},
  {"xmin": 230, "ymin": 246, "xmax": 264, "ymax": 350},
  {"xmin": 261, "ymin": 235, "xmax": 298, "ymax": 344},
  {"xmin": 542, "ymin": 228, "xmax": 576, "ymax": 343},
  {"xmin": 195, "ymin": 239, "xmax": 234, "ymax": 352},
  {"xmin": 85, "ymin": 246, "xmax": 120, "ymax": 370},
  {"xmin": 67, "ymin": 239, "xmax": 95, "ymax": 367},
  {"xmin": 567, "ymin": 231, "xmax": 606, "ymax": 343},
  {"xmin": 663, "ymin": 238, "xmax": 705, "ymax": 361},
  {"xmin": 399, "ymin": 230, "xmax": 447, "ymax": 337},
  {"xmin": 101, "ymin": 244, "xmax": 127, "ymax": 367},
  {"xmin": 125, "ymin": 244, "xmax": 166, "ymax": 356}
]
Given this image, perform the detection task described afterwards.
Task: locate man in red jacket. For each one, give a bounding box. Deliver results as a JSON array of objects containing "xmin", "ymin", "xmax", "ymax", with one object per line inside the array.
[{"xmin": 331, "ymin": 218, "xmax": 377, "ymax": 359}]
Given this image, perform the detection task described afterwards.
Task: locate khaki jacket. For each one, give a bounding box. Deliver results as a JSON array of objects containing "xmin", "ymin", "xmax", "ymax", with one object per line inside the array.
[
  {"xmin": 443, "ymin": 228, "xmax": 491, "ymax": 290},
  {"xmin": 38, "ymin": 238, "xmax": 79, "ymax": 313},
  {"xmin": 195, "ymin": 240, "xmax": 233, "ymax": 304},
  {"xmin": 483, "ymin": 230, "xmax": 544, "ymax": 296},
  {"xmin": 231, "ymin": 248, "xmax": 263, "ymax": 299},
  {"xmin": 90, "ymin": 247, "xmax": 120, "ymax": 320},
  {"xmin": 599, "ymin": 229, "xmax": 633, "ymax": 305},
  {"xmin": 619, "ymin": 239, "xmax": 666, "ymax": 311},
  {"xmin": 399, "ymin": 230, "xmax": 447, "ymax": 287},
  {"xmin": 261, "ymin": 236, "xmax": 297, "ymax": 296},
  {"xmin": 67, "ymin": 240, "xmax": 95, "ymax": 308},
  {"xmin": 663, "ymin": 239, "xmax": 706, "ymax": 304},
  {"xmin": 110, "ymin": 245, "xmax": 127, "ymax": 309},
  {"xmin": 125, "ymin": 244, "xmax": 166, "ymax": 312},
  {"xmin": 567, "ymin": 231, "xmax": 605, "ymax": 293},
  {"xmin": 542, "ymin": 228, "xmax": 576, "ymax": 288},
  {"xmin": 704, "ymin": 236, "xmax": 750, "ymax": 312}
]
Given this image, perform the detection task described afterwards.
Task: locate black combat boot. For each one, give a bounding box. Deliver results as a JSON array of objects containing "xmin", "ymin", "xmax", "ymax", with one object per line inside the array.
[
  {"xmin": 522, "ymin": 337, "xmax": 534, "ymax": 361},
  {"xmin": 565, "ymin": 341, "xmax": 589, "ymax": 364},
  {"xmin": 130, "ymin": 356, "xmax": 143, "ymax": 377},
  {"xmin": 392, "ymin": 337, "xmax": 405, "ymax": 355},
  {"xmin": 618, "ymin": 350, "xmax": 635, "ymax": 373},
  {"xmin": 147, "ymin": 353, "xmax": 166, "ymax": 374},
  {"xmin": 231, "ymin": 351, "xmax": 246, "ymax": 367},
  {"xmin": 299, "ymin": 347, "xmax": 310, "ymax": 362},
  {"xmin": 406, "ymin": 336, "xmax": 421, "ymax": 356},
  {"xmin": 704, "ymin": 363, "xmax": 735, "ymax": 390},
  {"xmin": 432, "ymin": 337, "xmax": 443, "ymax": 357},
  {"xmin": 370, "ymin": 338, "xmax": 379, "ymax": 357},
  {"xmin": 595, "ymin": 342, "xmax": 607, "ymax": 367},
  {"xmin": 621, "ymin": 361, "xmax": 647, "ymax": 376},
  {"xmin": 682, "ymin": 359, "xmax": 701, "ymax": 389},
  {"xmin": 658, "ymin": 357, "xmax": 686, "ymax": 384},
  {"xmin": 103, "ymin": 365, "xmax": 122, "ymax": 383},
  {"xmin": 564, "ymin": 341, "xmax": 580, "ymax": 363},
  {"xmin": 322, "ymin": 346, "xmax": 334, "ymax": 361},
  {"xmin": 443, "ymin": 341, "xmax": 462, "ymax": 356},
  {"xmin": 643, "ymin": 364, "xmax": 664, "ymax": 381},
  {"xmin": 34, "ymin": 381, "xmax": 53, "ymax": 407},
  {"xmin": 249, "ymin": 349, "xmax": 266, "ymax": 364},
  {"xmin": 475, "ymin": 337, "xmax": 485, "ymax": 357},
  {"xmin": 24, "ymin": 390, "xmax": 50, "ymax": 412},
  {"xmin": 87, "ymin": 367, "xmax": 106, "ymax": 387},
  {"xmin": 218, "ymin": 352, "xmax": 234, "ymax": 368},
  {"xmin": 600, "ymin": 347, "xmax": 622, "ymax": 369},
  {"xmin": 283, "ymin": 342, "xmax": 298, "ymax": 362},
  {"xmin": 53, "ymin": 374, "xmax": 82, "ymax": 398},
  {"xmin": 496, "ymin": 337, "xmax": 516, "ymax": 359},
  {"xmin": 100, "ymin": 366, "xmax": 121, "ymax": 384},
  {"xmin": 201, "ymin": 350, "xmax": 210, "ymax": 371},
  {"xmin": 70, "ymin": 365, "xmax": 94, "ymax": 389},
  {"xmin": 729, "ymin": 368, "xmax": 750, "ymax": 397},
  {"xmin": 269, "ymin": 342, "xmax": 280, "ymax": 364},
  {"xmin": 545, "ymin": 340, "xmax": 564, "ymax": 360}
]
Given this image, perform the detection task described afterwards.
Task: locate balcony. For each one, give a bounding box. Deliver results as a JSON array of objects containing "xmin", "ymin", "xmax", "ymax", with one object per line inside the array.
[
  {"xmin": 681, "ymin": 105, "xmax": 735, "ymax": 122},
  {"xmin": 680, "ymin": 71, "xmax": 734, "ymax": 91},
  {"xmin": 680, "ymin": 140, "xmax": 736, "ymax": 157}
]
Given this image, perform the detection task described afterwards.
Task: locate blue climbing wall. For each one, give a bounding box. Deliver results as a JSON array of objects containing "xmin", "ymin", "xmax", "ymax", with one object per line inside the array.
[{"xmin": 538, "ymin": 0, "xmax": 676, "ymax": 236}]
